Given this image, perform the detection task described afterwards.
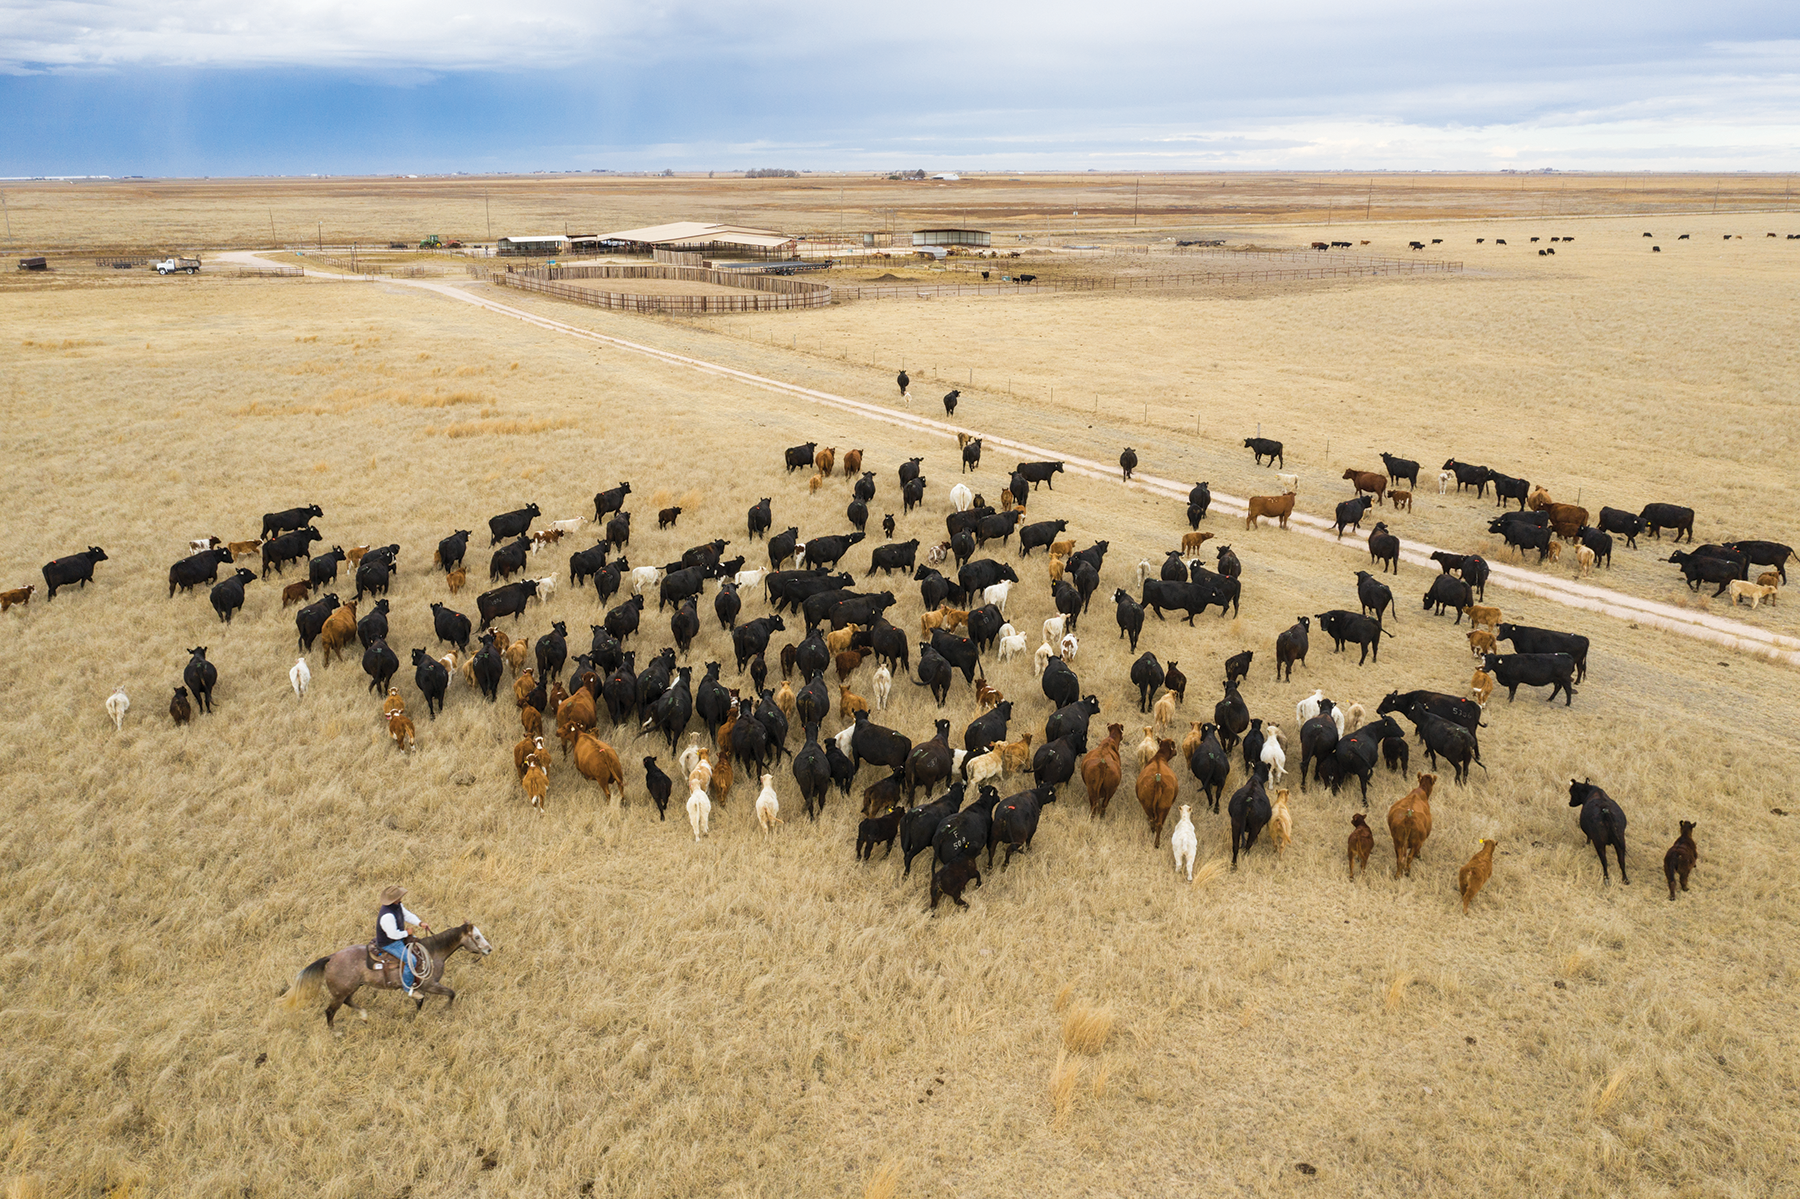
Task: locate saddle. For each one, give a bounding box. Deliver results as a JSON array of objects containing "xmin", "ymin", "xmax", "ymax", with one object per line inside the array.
[{"xmin": 364, "ymin": 944, "xmax": 400, "ymax": 973}]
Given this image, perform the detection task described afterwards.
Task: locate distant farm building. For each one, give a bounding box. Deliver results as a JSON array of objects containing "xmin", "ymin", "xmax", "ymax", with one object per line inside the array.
[
  {"xmin": 912, "ymin": 228, "xmax": 991, "ymax": 248},
  {"xmin": 606, "ymin": 222, "xmax": 798, "ymax": 262},
  {"xmin": 497, "ymin": 235, "xmax": 569, "ymax": 257}
]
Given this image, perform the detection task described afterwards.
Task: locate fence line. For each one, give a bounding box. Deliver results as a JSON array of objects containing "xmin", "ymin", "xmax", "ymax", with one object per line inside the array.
[
  {"xmin": 492, "ymin": 272, "xmax": 832, "ymax": 313},
  {"xmin": 830, "ymin": 258, "xmax": 1461, "ymax": 301}
]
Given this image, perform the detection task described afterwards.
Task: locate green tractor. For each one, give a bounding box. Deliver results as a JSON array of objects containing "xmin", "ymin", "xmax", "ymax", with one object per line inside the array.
[{"xmin": 419, "ymin": 234, "xmax": 444, "ymax": 249}]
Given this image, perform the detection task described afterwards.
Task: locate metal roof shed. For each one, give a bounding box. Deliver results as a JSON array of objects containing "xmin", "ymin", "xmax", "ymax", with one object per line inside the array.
[{"xmin": 912, "ymin": 229, "xmax": 991, "ymax": 247}]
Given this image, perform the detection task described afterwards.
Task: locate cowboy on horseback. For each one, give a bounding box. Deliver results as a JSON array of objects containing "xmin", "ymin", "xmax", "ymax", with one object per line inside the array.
[{"xmin": 373, "ymin": 885, "xmax": 431, "ymax": 996}]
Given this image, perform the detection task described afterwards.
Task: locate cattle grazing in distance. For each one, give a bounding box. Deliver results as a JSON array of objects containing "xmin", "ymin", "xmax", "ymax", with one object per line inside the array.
[{"xmin": 1243, "ymin": 437, "xmax": 1284, "ymax": 468}]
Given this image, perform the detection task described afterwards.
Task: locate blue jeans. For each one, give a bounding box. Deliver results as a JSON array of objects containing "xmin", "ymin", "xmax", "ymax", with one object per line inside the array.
[{"xmin": 379, "ymin": 940, "xmax": 413, "ymax": 988}]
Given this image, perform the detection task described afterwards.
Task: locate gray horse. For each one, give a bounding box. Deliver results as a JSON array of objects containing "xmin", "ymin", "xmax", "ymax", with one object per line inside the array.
[{"xmin": 285, "ymin": 922, "xmax": 493, "ymax": 1025}]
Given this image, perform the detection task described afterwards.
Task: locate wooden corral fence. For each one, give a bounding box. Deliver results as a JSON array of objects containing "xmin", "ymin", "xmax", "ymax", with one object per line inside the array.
[
  {"xmin": 94, "ymin": 256, "xmax": 158, "ymax": 269},
  {"xmin": 830, "ymin": 256, "xmax": 1461, "ymax": 302},
  {"xmin": 492, "ymin": 262, "xmax": 833, "ymax": 313}
]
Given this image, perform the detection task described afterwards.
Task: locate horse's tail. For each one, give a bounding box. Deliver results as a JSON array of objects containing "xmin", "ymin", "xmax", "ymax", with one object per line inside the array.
[{"xmin": 282, "ymin": 955, "xmax": 329, "ymax": 1009}]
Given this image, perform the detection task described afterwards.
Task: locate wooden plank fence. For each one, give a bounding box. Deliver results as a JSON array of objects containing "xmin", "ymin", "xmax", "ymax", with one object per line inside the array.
[
  {"xmin": 831, "ymin": 257, "xmax": 1461, "ymax": 301},
  {"xmin": 493, "ymin": 271, "xmax": 832, "ymax": 313}
]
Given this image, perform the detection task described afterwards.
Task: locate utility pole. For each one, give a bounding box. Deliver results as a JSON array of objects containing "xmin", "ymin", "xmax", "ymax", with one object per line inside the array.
[
  {"xmin": 485, "ymin": 190, "xmax": 491, "ymax": 240},
  {"xmin": 1133, "ymin": 176, "xmax": 1140, "ymax": 226},
  {"xmin": 268, "ymin": 208, "xmax": 276, "ymax": 245},
  {"xmin": 1, "ymin": 190, "xmax": 11, "ymax": 241},
  {"xmin": 317, "ymin": 220, "xmax": 323, "ymax": 252},
  {"xmin": 1365, "ymin": 180, "xmax": 1373, "ymax": 221}
]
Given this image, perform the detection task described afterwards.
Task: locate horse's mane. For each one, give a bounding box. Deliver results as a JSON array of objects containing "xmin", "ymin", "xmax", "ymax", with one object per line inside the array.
[{"xmin": 419, "ymin": 921, "xmax": 473, "ymax": 952}]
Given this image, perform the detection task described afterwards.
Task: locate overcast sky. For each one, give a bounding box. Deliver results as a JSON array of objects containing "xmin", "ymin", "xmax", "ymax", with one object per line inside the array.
[{"xmin": 3, "ymin": 0, "xmax": 1797, "ymax": 175}]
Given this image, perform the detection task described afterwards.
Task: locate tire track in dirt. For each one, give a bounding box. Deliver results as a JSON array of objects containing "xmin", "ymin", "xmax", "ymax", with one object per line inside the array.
[{"xmin": 235, "ymin": 256, "xmax": 1800, "ymax": 669}]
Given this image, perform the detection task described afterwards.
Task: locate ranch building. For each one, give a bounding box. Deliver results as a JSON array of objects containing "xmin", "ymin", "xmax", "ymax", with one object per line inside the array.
[{"xmin": 911, "ymin": 228, "xmax": 991, "ymax": 248}]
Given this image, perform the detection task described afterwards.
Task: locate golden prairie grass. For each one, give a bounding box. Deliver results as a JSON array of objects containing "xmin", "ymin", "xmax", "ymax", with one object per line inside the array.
[
  {"xmin": 0, "ymin": 225, "xmax": 1797, "ymax": 1196},
  {"xmin": 1059, "ymin": 1002, "xmax": 1114, "ymax": 1055}
]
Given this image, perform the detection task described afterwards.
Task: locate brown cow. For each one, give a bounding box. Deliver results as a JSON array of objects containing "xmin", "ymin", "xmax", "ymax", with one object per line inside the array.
[
  {"xmin": 1458, "ymin": 838, "xmax": 1497, "ymax": 913},
  {"xmin": 345, "ymin": 544, "xmax": 373, "ymax": 566},
  {"xmin": 1388, "ymin": 772, "xmax": 1437, "ymax": 879},
  {"xmin": 1245, "ymin": 494, "xmax": 1296, "ymax": 530},
  {"xmin": 1136, "ymin": 738, "xmax": 1179, "ymax": 845},
  {"xmin": 319, "ymin": 602, "xmax": 359, "ymax": 666},
  {"xmin": 226, "ymin": 539, "xmax": 263, "ymax": 558},
  {"xmin": 1080, "ymin": 723, "xmax": 1125, "ymax": 818},
  {"xmin": 1343, "ymin": 469, "xmax": 1388, "ymax": 501},
  {"xmin": 1347, "ymin": 813, "xmax": 1374, "ymax": 880},
  {"xmin": 281, "ymin": 579, "xmax": 312, "ymax": 608},
  {"xmin": 842, "ymin": 448, "xmax": 863, "ymax": 477},
  {"xmin": 1664, "ymin": 820, "xmax": 1698, "ymax": 900},
  {"xmin": 513, "ymin": 668, "xmax": 537, "ymax": 708},
  {"xmin": 556, "ymin": 688, "xmax": 597, "ymax": 755},
  {"xmin": 2, "ymin": 584, "xmax": 37, "ymax": 612},
  {"xmin": 514, "ymin": 734, "xmax": 546, "ymax": 776},
  {"xmin": 1545, "ymin": 503, "xmax": 1588, "ymax": 541},
  {"xmin": 573, "ymin": 731, "xmax": 626, "ymax": 804},
  {"xmin": 1180, "ymin": 531, "xmax": 1214, "ymax": 555},
  {"xmin": 522, "ymin": 759, "xmax": 549, "ymax": 810},
  {"xmin": 381, "ymin": 687, "xmax": 406, "ymax": 720},
  {"xmin": 386, "ymin": 710, "xmax": 415, "ymax": 752},
  {"xmin": 814, "ymin": 446, "xmax": 836, "ymax": 476},
  {"xmin": 446, "ymin": 566, "xmax": 467, "ymax": 594},
  {"xmin": 1527, "ymin": 486, "xmax": 1554, "ymax": 512},
  {"xmin": 1388, "ymin": 489, "xmax": 1413, "ymax": 512},
  {"xmin": 839, "ymin": 685, "xmax": 870, "ymax": 720},
  {"xmin": 521, "ymin": 704, "xmax": 542, "ymax": 738}
]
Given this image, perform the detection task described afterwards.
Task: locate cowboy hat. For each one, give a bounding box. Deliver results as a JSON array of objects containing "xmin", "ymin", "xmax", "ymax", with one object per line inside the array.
[{"xmin": 380, "ymin": 885, "xmax": 406, "ymax": 904}]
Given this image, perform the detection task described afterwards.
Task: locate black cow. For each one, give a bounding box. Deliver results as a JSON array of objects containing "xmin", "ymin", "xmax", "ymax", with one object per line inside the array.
[
  {"xmin": 902, "ymin": 477, "xmax": 928, "ymax": 513},
  {"xmin": 1378, "ymin": 453, "xmax": 1420, "ymax": 489},
  {"xmin": 850, "ymin": 710, "xmax": 913, "ymax": 775},
  {"xmin": 470, "ymin": 634, "xmax": 503, "ymax": 702},
  {"xmin": 1228, "ymin": 764, "xmax": 1273, "ymax": 868},
  {"xmin": 436, "ymin": 530, "xmax": 471, "ymax": 573},
  {"xmin": 1368, "ymin": 524, "xmax": 1399, "ymax": 574},
  {"xmin": 936, "ymin": 785, "xmax": 1001, "ymax": 873},
  {"xmin": 1044, "ymin": 696, "xmax": 1100, "ymax": 754},
  {"xmin": 1330, "ymin": 715, "xmax": 1404, "ymax": 806},
  {"xmin": 568, "ymin": 542, "xmax": 609, "ymax": 589},
  {"xmin": 988, "ymin": 784, "xmax": 1057, "ymax": 870},
  {"xmin": 1377, "ymin": 690, "xmax": 1483, "ymax": 741},
  {"xmin": 1008, "ymin": 471, "xmax": 1029, "ymax": 509},
  {"xmin": 1114, "ymin": 589, "xmax": 1145, "ymax": 651},
  {"xmin": 975, "ymin": 511, "xmax": 1025, "ymax": 548},
  {"xmin": 1428, "ymin": 551, "xmax": 1489, "ymax": 600},
  {"xmin": 169, "ymin": 548, "xmax": 234, "ymax": 596},
  {"xmin": 900, "ymin": 783, "xmax": 965, "ymax": 876},
  {"xmin": 412, "ymin": 648, "xmax": 448, "ymax": 718},
  {"xmin": 1213, "ymin": 680, "xmax": 1249, "ymax": 751},
  {"xmin": 846, "ymin": 498, "xmax": 868, "ymax": 534},
  {"xmin": 642, "ymin": 666, "xmax": 695, "ymax": 753},
  {"xmin": 261, "ymin": 527, "xmax": 321, "ymax": 578},
  {"xmin": 1442, "ymin": 459, "xmax": 1491, "ymax": 496},
  {"xmin": 1355, "ymin": 570, "xmax": 1395, "ymax": 624},
  {"xmin": 1482, "ymin": 652, "xmax": 1577, "ymax": 705},
  {"xmin": 1392, "ymin": 706, "xmax": 1483, "ymax": 785},
  {"xmin": 362, "ymin": 638, "xmax": 399, "ymax": 695},
  {"xmin": 1498, "ymin": 521, "xmax": 1555, "ymax": 563},
  {"xmin": 477, "ymin": 580, "xmax": 539, "ymax": 629},
  {"xmin": 184, "ymin": 647, "xmax": 218, "ymax": 714},
  {"xmin": 1569, "ymin": 779, "xmax": 1630, "ymax": 885},
  {"xmin": 1298, "ymin": 706, "xmax": 1338, "ymax": 792},
  {"xmin": 1160, "ymin": 551, "xmax": 1188, "ymax": 583},
  {"xmin": 535, "ymin": 621, "xmax": 569, "ymax": 683},
  {"xmin": 1577, "ymin": 527, "xmax": 1613, "ymax": 569},
  {"xmin": 967, "ymin": 603, "xmax": 1004, "ymax": 654},
  {"xmin": 488, "ymin": 503, "xmax": 541, "ymax": 546},
  {"xmin": 593, "ymin": 558, "xmax": 624, "ymax": 605},
  {"xmin": 488, "ymin": 538, "xmax": 530, "ymax": 582},
  {"xmin": 605, "ymin": 594, "xmax": 645, "ymax": 642},
  {"xmin": 964, "ymin": 700, "xmax": 1012, "ymax": 755},
  {"xmin": 962, "ymin": 438, "xmax": 983, "ymax": 473},
  {"xmin": 1668, "ymin": 549, "xmax": 1743, "ymax": 595},
  {"xmin": 904, "ymin": 719, "xmax": 956, "ymax": 801},
  {"xmin": 713, "ymin": 582, "xmax": 741, "ymax": 632},
  {"xmin": 929, "ymin": 628, "xmax": 979, "ymax": 685},
  {"xmin": 1119, "ymin": 448, "xmax": 1137, "ymax": 481},
  {"xmin": 594, "ymin": 482, "xmax": 632, "ymax": 521},
  {"xmin": 261, "ymin": 504, "xmax": 323, "ymax": 539},
  {"xmin": 784, "ymin": 444, "xmax": 817, "ymax": 473},
  {"xmin": 1015, "ymin": 461, "xmax": 1065, "ymax": 490},
  {"xmin": 791, "ymin": 724, "xmax": 833, "ymax": 820},
  {"xmin": 296, "ymin": 593, "xmax": 340, "ymax": 652},
  {"xmin": 1041, "ymin": 656, "xmax": 1080, "ymax": 710},
  {"xmin": 940, "ymin": 389, "xmax": 960, "ymax": 416},
  {"xmin": 658, "ymin": 564, "xmax": 712, "ymax": 612},
  {"xmin": 745, "ymin": 498, "xmax": 774, "ymax": 542},
  {"xmin": 1223, "ymin": 649, "xmax": 1253, "ymax": 686},
  {"xmin": 1496, "ymin": 623, "xmax": 1589, "ymax": 683},
  {"xmin": 853, "ymin": 473, "xmax": 877, "ymax": 506},
  {"xmin": 604, "ymin": 511, "xmax": 632, "ymax": 550},
  {"xmin": 1188, "ymin": 723, "xmax": 1230, "ymax": 813},
  {"xmin": 1244, "ymin": 438, "xmax": 1283, "ymax": 468},
  {"xmin": 1423, "ymin": 573, "xmax": 1472, "ymax": 619},
  {"xmin": 1334, "ymin": 496, "xmax": 1373, "ymax": 539},
  {"xmin": 309, "ymin": 546, "xmax": 347, "ymax": 590},
  {"xmin": 1275, "ymin": 617, "xmax": 1309, "ymax": 681},
  {"xmin": 805, "ymin": 532, "xmax": 865, "ymax": 571},
  {"xmin": 1723, "ymin": 539, "xmax": 1796, "ymax": 583},
  {"xmin": 915, "ymin": 644, "xmax": 953, "ymax": 706},
  {"xmin": 958, "ymin": 559, "xmax": 1019, "ymax": 596},
  {"xmin": 1018, "ymin": 519, "xmax": 1068, "ymax": 557},
  {"xmin": 866, "ymin": 619, "xmax": 910, "ymax": 673},
  {"xmin": 1316, "ymin": 609, "xmax": 1391, "ymax": 665},
  {"xmin": 209, "ymin": 569, "xmax": 257, "ymax": 624},
  {"xmin": 898, "ymin": 457, "xmax": 924, "ymax": 487},
  {"xmin": 356, "ymin": 599, "xmax": 391, "ymax": 650},
  {"xmin": 1030, "ymin": 737, "xmax": 1079, "ymax": 791},
  {"xmin": 354, "ymin": 556, "xmax": 393, "ymax": 601},
  {"xmin": 1639, "ymin": 503, "xmax": 1694, "ymax": 543},
  {"xmin": 1598, "ymin": 506, "xmax": 1644, "ymax": 549},
  {"xmin": 1189, "ymin": 482, "xmax": 1212, "ymax": 523},
  {"xmin": 1490, "ymin": 471, "xmax": 1530, "ymax": 510},
  {"xmin": 426, "ymin": 601, "xmax": 470, "ymax": 652}
]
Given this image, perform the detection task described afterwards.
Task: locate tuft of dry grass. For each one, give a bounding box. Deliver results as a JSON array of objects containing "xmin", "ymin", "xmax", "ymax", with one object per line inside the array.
[
  {"xmin": 1061, "ymin": 1003, "xmax": 1115, "ymax": 1055},
  {"xmin": 1593, "ymin": 1068, "xmax": 1632, "ymax": 1119},
  {"xmin": 1048, "ymin": 1049, "xmax": 1080, "ymax": 1128},
  {"xmin": 862, "ymin": 1161, "xmax": 900, "ymax": 1199},
  {"xmin": 1384, "ymin": 970, "xmax": 1414, "ymax": 1013}
]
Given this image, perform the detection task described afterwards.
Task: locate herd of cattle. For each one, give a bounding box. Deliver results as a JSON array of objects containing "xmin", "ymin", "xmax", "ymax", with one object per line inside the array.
[{"xmin": 13, "ymin": 428, "xmax": 1760, "ymax": 916}]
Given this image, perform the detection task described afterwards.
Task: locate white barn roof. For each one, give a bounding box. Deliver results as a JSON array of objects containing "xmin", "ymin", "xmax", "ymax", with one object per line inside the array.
[{"xmin": 606, "ymin": 221, "xmax": 793, "ymax": 249}]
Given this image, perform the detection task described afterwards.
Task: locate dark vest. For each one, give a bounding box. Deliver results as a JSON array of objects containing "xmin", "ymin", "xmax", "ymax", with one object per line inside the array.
[{"xmin": 376, "ymin": 901, "xmax": 406, "ymax": 945}]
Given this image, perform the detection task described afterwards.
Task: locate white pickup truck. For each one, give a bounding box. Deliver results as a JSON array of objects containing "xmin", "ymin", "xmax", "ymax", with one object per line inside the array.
[{"xmin": 155, "ymin": 256, "xmax": 201, "ymax": 275}]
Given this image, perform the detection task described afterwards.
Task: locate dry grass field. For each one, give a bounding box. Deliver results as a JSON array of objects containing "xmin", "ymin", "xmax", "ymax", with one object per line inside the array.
[{"xmin": 2, "ymin": 182, "xmax": 1798, "ymax": 1198}]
